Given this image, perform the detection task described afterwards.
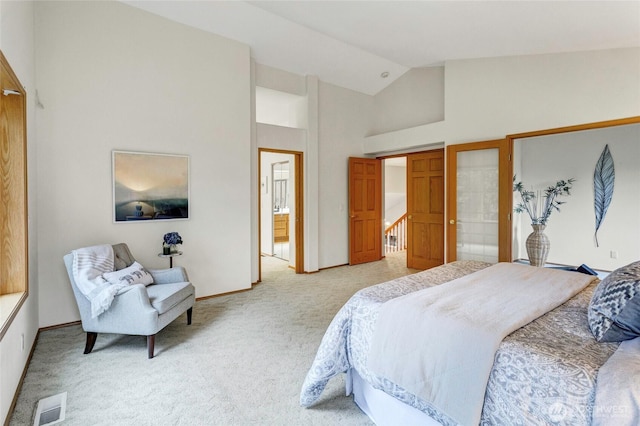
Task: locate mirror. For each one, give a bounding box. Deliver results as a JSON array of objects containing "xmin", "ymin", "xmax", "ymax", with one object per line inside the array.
[
  {"xmin": 273, "ymin": 161, "xmax": 290, "ymax": 260},
  {"xmin": 512, "ymin": 121, "xmax": 639, "ymax": 271}
]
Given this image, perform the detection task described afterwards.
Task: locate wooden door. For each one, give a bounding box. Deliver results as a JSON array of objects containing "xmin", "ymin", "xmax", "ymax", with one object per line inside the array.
[
  {"xmin": 349, "ymin": 157, "xmax": 382, "ymax": 265},
  {"xmin": 406, "ymin": 150, "xmax": 445, "ymax": 270},
  {"xmin": 446, "ymin": 139, "xmax": 512, "ymax": 263}
]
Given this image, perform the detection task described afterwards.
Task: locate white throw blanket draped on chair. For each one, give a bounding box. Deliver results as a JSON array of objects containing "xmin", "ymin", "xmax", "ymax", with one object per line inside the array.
[
  {"xmin": 367, "ymin": 263, "xmax": 596, "ymax": 426},
  {"xmin": 72, "ymin": 244, "xmax": 119, "ymax": 318}
]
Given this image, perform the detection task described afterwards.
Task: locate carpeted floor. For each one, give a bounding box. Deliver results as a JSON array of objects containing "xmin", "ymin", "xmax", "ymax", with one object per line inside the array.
[{"xmin": 10, "ymin": 252, "xmax": 416, "ymax": 426}]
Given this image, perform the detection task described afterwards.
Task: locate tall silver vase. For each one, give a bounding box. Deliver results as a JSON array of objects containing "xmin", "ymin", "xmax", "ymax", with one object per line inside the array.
[{"xmin": 526, "ymin": 224, "xmax": 550, "ymax": 267}]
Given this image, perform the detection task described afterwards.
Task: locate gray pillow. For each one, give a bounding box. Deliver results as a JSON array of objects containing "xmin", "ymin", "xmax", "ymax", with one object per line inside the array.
[{"xmin": 588, "ymin": 260, "xmax": 640, "ymax": 342}]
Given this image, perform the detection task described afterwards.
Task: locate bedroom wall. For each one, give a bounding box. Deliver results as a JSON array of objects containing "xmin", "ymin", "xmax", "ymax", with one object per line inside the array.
[
  {"xmin": 35, "ymin": 1, "xmax": 251, "ymax": 327},
  {"xmin": 363, "ymin": 48, "xmax": 640, "ymax": 153},
  {"xmin": 318, "ymin": 81, "xmax": 374, "ymax": 268},
  {"xmin": 0, "ymin": 1, "xmax": 37, "ymax": 423},
  {"xmin": 514, "ymin": 124, "xmax": 640, "ymax": 271},
  {"xmin": 384, "ymin": 163, "xmax": 407, "ymax": 226},
  {"xmin": 370, "ymin": 66, "xmax": 444, "ymax": 136},
  {"xmin": 444, "ymin": 48, "xmax": 640, "ymax": 144}
]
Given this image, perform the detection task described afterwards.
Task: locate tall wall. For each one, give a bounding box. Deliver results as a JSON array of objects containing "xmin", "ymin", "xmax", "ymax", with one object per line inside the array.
[
  {"xmin": 444, "ymin": 48, "xmax": 640, "ymax": 144},
  {"xmin": 370, "ymin": 66, "xmax": 444, "ymax": 136},
  {"xmin": 318, "ymin": 81, "xmax": 373, "ymax": 268},
  {"xmin": 384, "ymin": 163, "xmax": 407, "ymax": 225},
  {"xmin": 35, "ymin": 1, "xmax": 251, "ymax": 327},
  {"xmin": 0, "ymin": 1, "xmax": 37, "ymax": 423}
]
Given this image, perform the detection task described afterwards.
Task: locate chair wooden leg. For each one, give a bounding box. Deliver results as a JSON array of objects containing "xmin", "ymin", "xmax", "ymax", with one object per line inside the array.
[
  {"xmin": 147, "ymin": 334, "xmax": 155, "ymax": 359},
  {"xmin": 187, "ymin": 307, "xmax": 193, "ymax": 325},
  {"xmin": 84, "ymin": 332, "xmax": 97, "ymax": 354}
]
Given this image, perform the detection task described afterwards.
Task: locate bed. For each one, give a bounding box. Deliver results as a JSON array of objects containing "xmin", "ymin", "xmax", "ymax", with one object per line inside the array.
[{"xmin": 300, "ymin": 260, "xmax": 640, "ymax": 425}]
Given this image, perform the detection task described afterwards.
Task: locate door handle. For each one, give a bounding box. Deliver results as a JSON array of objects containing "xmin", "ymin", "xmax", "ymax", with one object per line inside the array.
[
  {"xmin": 449, "ymin": 219, "xmax": 455, "ymax": 224},
  {"xmin": 350, "ymin": 215, "xmax": 357, "ymax": 219},
  {"xmin": 408, "ymin": 215, "xmax": 412, "ymax": 220}
]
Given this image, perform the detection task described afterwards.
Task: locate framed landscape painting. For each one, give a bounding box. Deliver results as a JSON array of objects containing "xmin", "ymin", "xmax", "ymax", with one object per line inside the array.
[{"xmin": 112, "ymin": 151, "xmax": 189, "ymax": 222}]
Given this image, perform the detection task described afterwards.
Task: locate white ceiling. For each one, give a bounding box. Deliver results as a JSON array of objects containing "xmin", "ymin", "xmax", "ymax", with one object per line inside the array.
[{"xmin": 123, "ymin": 1, "xmax": 640, "ymax": 95}]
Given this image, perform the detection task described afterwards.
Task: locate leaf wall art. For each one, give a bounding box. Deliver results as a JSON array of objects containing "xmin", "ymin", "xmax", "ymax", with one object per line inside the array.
[{"xmin": 593, "ymin": 144, "xmax": 615, "ymax": 247}]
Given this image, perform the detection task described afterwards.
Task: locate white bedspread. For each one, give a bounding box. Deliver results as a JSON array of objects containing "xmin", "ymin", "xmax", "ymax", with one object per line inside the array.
[
  {"xmin": 592, "ymin": 337, "xmax": 640, "ymax": 426},
  {"xmin": 367, "ymin": 263, "xmax": 596, "ymax": 426}
]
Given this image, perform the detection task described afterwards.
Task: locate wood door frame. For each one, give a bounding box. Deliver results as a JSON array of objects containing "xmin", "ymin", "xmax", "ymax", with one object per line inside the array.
[
  {"xmin": 258, "ymin": 148, "xmax": 304, "ymax": 280},
  {"xmin": 446, "ymin": 139, "xmax": 512, "ymax": 263}
]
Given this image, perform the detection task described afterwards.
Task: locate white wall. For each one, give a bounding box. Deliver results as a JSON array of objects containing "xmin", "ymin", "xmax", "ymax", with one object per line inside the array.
[
  {"xmin": 445, "ymin": 48, "xmax": 640, "ymax": 144},
  {"xmin": 35, "ymin": 1, "xmax": 251, "ymax": 327},
  {"xmin": 255, "ymin": 62, "xmax": 306, "ymax": 96},
  {"xmin": 364, "ymin": 48, "xmax": 640, "ymax": 154},
  {"xmin": 318, "ymin": 81, "xmax": 374, "ymax": 268},
  {"xmin": 384, "ymin": 163, "xmax": 406, "ymax": 226},
  {"xmin": 0, "ymin": 1, "xmax": 37, "ymax": 423},
  {"xmin": 371, "ymin": 66, "xmax": 444, "ymax": 136},
  {"xmin": 255, "ymin": 86, "xmax": 307, "ymax": 129},
  {"xmin": 514, "ymin": 124, "xmax": 640, "ymax": 270}
]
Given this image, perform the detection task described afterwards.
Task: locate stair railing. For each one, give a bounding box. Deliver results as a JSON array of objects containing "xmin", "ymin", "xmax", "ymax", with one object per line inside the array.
[{"xmin": 384, "ymin": 213, "xmax": 407, "ymax": 254}]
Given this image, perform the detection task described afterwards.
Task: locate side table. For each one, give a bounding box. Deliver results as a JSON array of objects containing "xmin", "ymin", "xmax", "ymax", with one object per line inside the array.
[{"xmin": 158, "ymin": 251, "xmax": 183, "ymax": 268}]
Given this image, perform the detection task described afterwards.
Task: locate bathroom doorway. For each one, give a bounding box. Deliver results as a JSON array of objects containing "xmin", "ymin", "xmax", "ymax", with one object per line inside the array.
[
  {"xmin": 258, "ymin": 149, "xmax": 304, "ymax": 278},
  {"xmin": 272, "ymin": 160, "xmax": 290, "ymax": 260}
]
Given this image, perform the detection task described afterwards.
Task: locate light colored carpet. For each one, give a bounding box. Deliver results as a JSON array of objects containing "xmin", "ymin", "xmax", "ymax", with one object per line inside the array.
[{"xmin": 11, "ymin": 252, "xmax": 417, "ymax": 426}]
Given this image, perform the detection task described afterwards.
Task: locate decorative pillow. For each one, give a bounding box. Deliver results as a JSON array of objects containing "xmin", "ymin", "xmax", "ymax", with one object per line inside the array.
[
  {"xmin": 588, "ymin": 260, "xmax": 640, "ymax": 342},
  {"xmin": 103, "ymin": 261, "xmax": 154, "ymax": 287}
]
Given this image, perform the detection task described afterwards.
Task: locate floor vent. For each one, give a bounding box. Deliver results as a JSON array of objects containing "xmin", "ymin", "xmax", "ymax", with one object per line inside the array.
[{"xmin": 33, "ymin": 392, "xmax": 67, "ymax": 426}]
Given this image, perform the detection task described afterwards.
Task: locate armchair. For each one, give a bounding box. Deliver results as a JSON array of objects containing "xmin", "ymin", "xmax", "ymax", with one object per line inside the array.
[{"xmin": 63, "ymin": 243, "xmax": 195, "ymax": 358}]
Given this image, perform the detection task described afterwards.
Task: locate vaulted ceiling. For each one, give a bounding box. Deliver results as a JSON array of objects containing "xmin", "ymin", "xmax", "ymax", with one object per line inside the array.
[{"xmin": 123, "ymin": 1, "xmax": 640, "ymax": 95}]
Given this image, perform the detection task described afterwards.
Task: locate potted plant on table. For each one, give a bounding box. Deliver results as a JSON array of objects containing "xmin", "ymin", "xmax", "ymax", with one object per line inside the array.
[
  {"xmin": 513, "ymin": 177, "xmax": 574, "ymax": 266},
  {"xmin": 162, "ymin": 232, "xmax": 183, "ymax": 255}
]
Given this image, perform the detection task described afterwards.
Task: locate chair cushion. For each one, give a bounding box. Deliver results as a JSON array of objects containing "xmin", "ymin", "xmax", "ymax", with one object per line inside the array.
[
  {"xmin": 146, "ymin": 282, "xmax": 194, "ymax": 314},
  {"xmin": 113, "ymin": 243, "xmax": 136, "ymax": 270}
]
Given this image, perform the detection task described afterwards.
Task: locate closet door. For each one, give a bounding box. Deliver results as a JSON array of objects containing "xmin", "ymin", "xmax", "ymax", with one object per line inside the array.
[{"xmin": 446, "ymin": 140, "xmax": 511, "ymax": 263}]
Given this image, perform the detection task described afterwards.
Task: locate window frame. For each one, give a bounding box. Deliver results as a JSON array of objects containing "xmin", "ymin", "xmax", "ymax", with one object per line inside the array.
[{"xmin": 0, "ymin": 49, "xmax": 29, "ymax": 341}]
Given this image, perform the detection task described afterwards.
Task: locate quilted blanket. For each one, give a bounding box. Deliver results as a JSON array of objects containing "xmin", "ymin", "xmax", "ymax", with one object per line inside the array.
[{"xmin": 300, "ymin": 260, "xmax": 620, "ymax": 425}]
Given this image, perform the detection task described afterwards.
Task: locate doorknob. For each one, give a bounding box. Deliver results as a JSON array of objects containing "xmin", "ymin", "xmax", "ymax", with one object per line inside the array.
[
  {"xmin": 449, "ymin": 219, "xmax": 455, "ymax": 224},
  {"xmin": 408, "ymin": 215, "xmax": 412, "ymax": 220},
  {"xmin": 350, "ymin": 215, "xmax": 357, "ymax": 219}
]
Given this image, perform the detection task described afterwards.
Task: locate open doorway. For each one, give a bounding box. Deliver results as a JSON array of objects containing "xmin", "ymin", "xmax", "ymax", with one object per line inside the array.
[
  {"xmin": 259, "ymin": 149, "xmax": 304, "ymax": 279},
  {"xmin": 375, "ymin": 150, "xmax": 444, "ymax": 270},
  {"xmin": 383, "ymin": 156, "xmax": 407, "ymax": 254}
]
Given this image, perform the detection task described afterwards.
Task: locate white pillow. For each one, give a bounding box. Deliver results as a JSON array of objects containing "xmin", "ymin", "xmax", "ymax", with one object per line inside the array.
[{"xmin": 103, "ymin": 261, "xmax": 154, "ymax": 286}]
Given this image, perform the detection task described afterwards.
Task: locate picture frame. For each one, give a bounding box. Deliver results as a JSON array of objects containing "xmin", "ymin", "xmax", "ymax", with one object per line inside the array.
[{"xmin": 112, "ymin": 150, "xmax": 190, "ymax": 222}]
